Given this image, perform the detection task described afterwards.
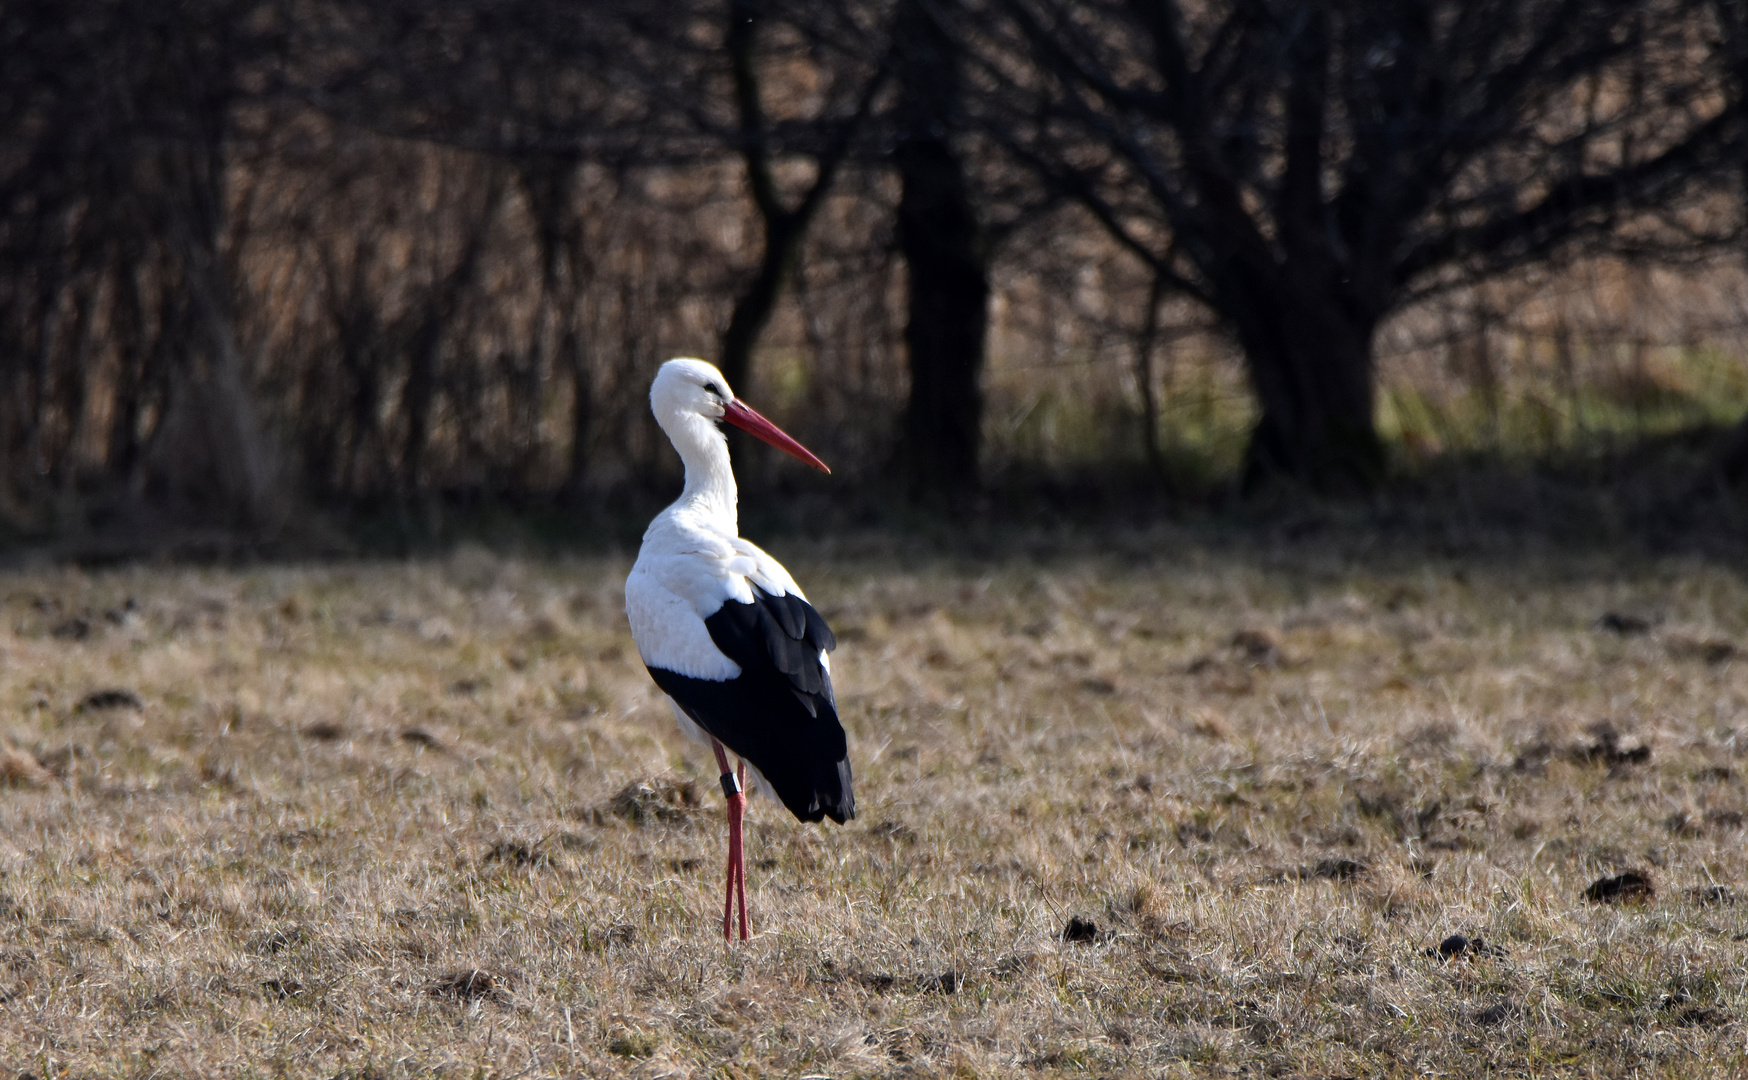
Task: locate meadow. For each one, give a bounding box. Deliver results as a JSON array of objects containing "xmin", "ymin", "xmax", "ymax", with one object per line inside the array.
[{"xmin": 0, "ymin": 526, "xmax": 1745, "ymax": 1077}]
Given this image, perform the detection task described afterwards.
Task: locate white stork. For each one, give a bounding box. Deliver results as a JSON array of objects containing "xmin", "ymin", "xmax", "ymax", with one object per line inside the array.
[{"xmin": 624, "ymin": 357, "xmax": 854, "ymax": 941}]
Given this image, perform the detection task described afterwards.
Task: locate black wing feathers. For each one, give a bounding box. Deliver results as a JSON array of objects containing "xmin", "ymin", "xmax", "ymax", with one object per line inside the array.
[
  {"xmin": 646, "ymin": 584, "xmax": 854, "ymax": 825},
  {"xmin": 752, "ymin": 590, "xmax": 834, "ymax": 698}
]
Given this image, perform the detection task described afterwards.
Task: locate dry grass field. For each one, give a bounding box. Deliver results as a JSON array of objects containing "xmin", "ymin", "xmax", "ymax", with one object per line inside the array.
[{"xmin": 1, "ymin": 529, "xmax": 1746, "ymax": 1078}]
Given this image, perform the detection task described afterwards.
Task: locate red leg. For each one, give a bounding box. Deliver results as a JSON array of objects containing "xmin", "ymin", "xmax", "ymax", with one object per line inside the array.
[
  {"xmin": 711, "ymin": 741, "xmax": 750, "ymax": 942},
  {"xmin": 722, "ymin": 805, "xmax": 737, "ymax": 941},
  {"xmin": 720, "ymin": 793, "xmax": 741, "ymax": 936},
  {"xmin": 734, "ymin": 761, "xmax": 750, "ymax": 940}
]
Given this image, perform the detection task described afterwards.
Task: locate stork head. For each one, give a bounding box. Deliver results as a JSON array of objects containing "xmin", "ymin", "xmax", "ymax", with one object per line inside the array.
[{"xmin": 650, "ymin": 358, "xmax": 830, "ymax": 473}]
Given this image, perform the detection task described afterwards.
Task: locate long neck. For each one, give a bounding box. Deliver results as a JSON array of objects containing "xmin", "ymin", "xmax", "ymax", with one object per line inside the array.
[{"xmin": 670, "ymin": 413, "xmax": 738, "ymax": 524}]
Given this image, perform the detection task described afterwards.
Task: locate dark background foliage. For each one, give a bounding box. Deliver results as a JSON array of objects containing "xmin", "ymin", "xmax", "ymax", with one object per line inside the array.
[{"xmin": 4, "ymin": 0, "xmax": 1748, "ymax": 544}]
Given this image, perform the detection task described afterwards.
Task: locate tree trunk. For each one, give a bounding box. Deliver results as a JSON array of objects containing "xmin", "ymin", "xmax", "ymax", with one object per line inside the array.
[
  {"xmin": 718, "ymin": 215, "xmax": 804, "ymax": 393},
  {"xmin": 894, "ymin": 0, "xmax": 987, "ymax": 503},
  {"xmin": 152, "ymin": 172, "xmax": 283, "ymax": 528},
  {"xmin": 1134, "ymin": 273, "xmax": 1168, "ymax": 482},
  {"xmin": 1230, "ymin": 287, "xmax": 1384, "ymax": 493},
  {"xmin": 564, "ymin": 324, "xmax": 594, "ymax": 493},
  {"xmin": 149, "ymin": 271, "xmax": 282, "ymax": 529},
  {"xmin": 1226, "ymin": 9, "xmax": 1383, "ymax": 493},
  {"xmin": 106, "ymin": 265, "xmax": 147, "ymax": 482},
  {"xmin": 896, "ymin": 140, "xmax": 987, "ymax": 500},
  {"xmin": 1711, "ymin": 410, "xmax": 1748, "ymax": 485},
  {"xmin": 402, "ymin": 180, "xmax": 497, "ymax": 495}
]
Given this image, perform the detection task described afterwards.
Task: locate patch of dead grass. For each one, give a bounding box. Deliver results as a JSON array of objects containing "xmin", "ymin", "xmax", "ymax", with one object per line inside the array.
[{"xmin": 0, "ymin": 539, "xmax": 1742, "ymax": 1075}]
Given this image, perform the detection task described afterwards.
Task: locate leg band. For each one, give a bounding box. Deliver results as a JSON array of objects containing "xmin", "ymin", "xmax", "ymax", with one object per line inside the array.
[{"xmin": 720, "ymin": 771, "xmax": 742, "ymax": 798}]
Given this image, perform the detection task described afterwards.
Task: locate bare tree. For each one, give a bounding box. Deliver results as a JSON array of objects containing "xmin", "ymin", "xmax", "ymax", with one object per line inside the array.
[
  {"xmin": 714, "ymin": 0, "xmax": 891, "ymax": 393},
  {"xmin": 0, "ymin": 0, "xmax": 288, "ymax": 526},
  {"xmin": 977, "ymin": 0, "xmax": 1740, "ymax": 489}
]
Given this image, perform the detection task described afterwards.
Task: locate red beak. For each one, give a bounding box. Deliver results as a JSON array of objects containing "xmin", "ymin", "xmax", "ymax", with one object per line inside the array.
[{"xmin": 721, "ymin": 399, "xmax": 831, "ymax": 473}]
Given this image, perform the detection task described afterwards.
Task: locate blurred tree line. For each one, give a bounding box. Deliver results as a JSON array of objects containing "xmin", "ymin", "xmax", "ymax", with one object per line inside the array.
[{"xmin": 3, "ymin": 0, "xmax": 1747, "ymax": 532}]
